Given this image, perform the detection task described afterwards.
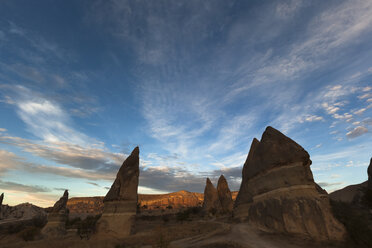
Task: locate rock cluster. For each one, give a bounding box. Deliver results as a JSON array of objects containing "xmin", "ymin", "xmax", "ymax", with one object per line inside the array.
[
  {"xmin": 96, "ymin": 146, "xmax": 140, "ymax": 239},
  {"xmin": 41, "ymin": 190, "xmax": 69, "ymax": 237},
  {"xmin": 217, "ymin": 175, "xmax": 234, "ymax": 213},
  {"xmin": 234, "ymin": 126, "xmax": 346, "ymax": 241},
  {"xmin": 368, "ymin": 158, "xmax": 372, "ymax": 190},
  {"xmin": 203, "ymin": 178, "xmax": 222, "ymax": 215},
  {"xmin": 203, "ymin": 175, "xmax": 234, "ymax": 215}
]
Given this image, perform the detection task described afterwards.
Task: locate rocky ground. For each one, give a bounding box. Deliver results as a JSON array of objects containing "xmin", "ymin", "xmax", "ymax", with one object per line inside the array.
[{"xmin": 0, "ymin": 216, "xmax": 355, "ymax": 248}]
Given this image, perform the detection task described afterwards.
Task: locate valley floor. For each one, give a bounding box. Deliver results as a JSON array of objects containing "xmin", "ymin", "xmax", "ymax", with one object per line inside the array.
[{"xmin": 0, "ymin": 219, "xmax": 351, "ymax": 248}]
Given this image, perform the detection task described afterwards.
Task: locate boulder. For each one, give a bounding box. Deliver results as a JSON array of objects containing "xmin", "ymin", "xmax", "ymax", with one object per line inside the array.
[
  {"xmin": 217, "ymin": 175, "xmax": 233, "ymax": 213},
  {"xmin": 234, "ymin": 126, "xmax": 346, "ymax": 241},
  {"xmin": 202, "ymin": 178, "xmax": 222, "ymax": 215},
  {"xmin": 368, "ymin": 158, "xmax": 372, "ymax": 190},
  {"xmin": 96, "ymin": 146, "xmax": 140, "ymax": 239},
  {"xmin": 41, "ymin": 190, "xmax": 69, "ymax": 238}
]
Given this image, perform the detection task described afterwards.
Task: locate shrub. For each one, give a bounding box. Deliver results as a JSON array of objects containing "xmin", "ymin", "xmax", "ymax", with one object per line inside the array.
[
  {"xmin": 77, "ymin": 214, "xmax": 101, "ymax": 240},
  {"xmin": 176, "ymin": 210, "xmax": 190, "ymax": 222},
  {"xmin": 166, "ymin": 205, "xmax": 173, "ymax": 209},
  {"xmin": 152, "ymin": 227, "xmax": 170, "ymax": 248},
  {"xmin": 209, "ymin": 207, "xmax": 217, "ymax": 216},
  {"xmin": 162, "ymin": 215, "xmax": 170, "ymax": 223},
  {"xmin": 66, "ymin": 217, "xmax": 82, "ymax": 229},
  {"xmin": 17, "ymin": 226, "xmax": 40, "ymax": 241}
]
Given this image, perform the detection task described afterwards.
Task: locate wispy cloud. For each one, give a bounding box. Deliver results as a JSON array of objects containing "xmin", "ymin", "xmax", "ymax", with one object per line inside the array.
[
  {"xmin": 346, "ymin": 126, "xmax": 368, "ymax": 139},
  {"xmin": 0, "ymin": 180, "xmax": 50, "ymax": 193}
]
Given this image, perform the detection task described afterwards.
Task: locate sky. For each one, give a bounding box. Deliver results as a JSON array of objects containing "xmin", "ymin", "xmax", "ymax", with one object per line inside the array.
[{"xmin": 0, "ymin": 0, "xmax": 371, "ymax": 207}]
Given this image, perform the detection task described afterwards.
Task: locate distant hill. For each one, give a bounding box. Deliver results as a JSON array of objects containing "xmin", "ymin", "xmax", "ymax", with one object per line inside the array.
[
  {"xmin": 67, "ymin": 190, "xmax": 238, "ymax": 218},
  {"xmin": 329, "ymin": 181, "xmax": 368, "ymax": 203}
]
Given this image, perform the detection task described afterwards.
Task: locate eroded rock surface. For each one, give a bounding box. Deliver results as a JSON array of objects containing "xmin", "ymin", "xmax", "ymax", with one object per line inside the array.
[
  {"xmin": 41, "ymin": 190, "xmax": 69, "ymax": 237},
  {"xmin": 96, "ymin": 146, "xmax": 140, "ymax": 239},
  {"xmin": 203, "ymin": 178, "xmax": 222, "ymax": 215},
  {"xmin": 217, "ymin": 175, "xmax": 233, "ymax": 213},
  {"xmin": 234, "ymin": 126, "xmax": 346, "ymax": 241}
]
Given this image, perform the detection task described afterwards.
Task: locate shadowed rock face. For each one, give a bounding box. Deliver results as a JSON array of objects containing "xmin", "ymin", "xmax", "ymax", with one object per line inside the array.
[
  {"xmin": 104, "ymin": 146, "xmax": 139, "ymax": 202},
  {"xmin": 0, "ymin": 193, "xmax": 3, "ymax": 206},
  {"xmin": 203, "ymin": 178, "xmax": 222, "ymax": 214},
  {"xmin": 42, "ymin": 190, "xmax": 69, "ymax": 238},
  {"xmin": 51, "ymin": 190, "xmax": 68, "ymax": 213},
  {"xmin": 234, "ymin": 126, "xmax": 346, "ymax": 241},
  {"xmin": 96, "ymin": 146, "xmax": 140, "ymax": 239},
  {"xmin": 217, "ymin": 175, "xmax": 233, "ymax": 213},
  {"xmin": 368, "ymin": 158, "xmax": 372, "ymax": 190}
]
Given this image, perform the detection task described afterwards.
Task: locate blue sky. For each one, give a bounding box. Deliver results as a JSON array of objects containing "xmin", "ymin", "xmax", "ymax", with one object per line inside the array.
[{"xmin": 0, "ymin": 0, "xmax": 371, "ymax": 207}]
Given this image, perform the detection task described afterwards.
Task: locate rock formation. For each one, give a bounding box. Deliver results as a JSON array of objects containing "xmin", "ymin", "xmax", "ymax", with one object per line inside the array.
[
  {"xmin": 234, "ymin": 126, "xmax": 346, "ymax": 241},
  {"xmin": 368, "ymin": 158, "xmax": 372, "ymax": 190},
  {"xmin": 217, "ymin": 175, "xmax": 233, "ymax": 213},
  {"xmin": 96, "ymin": 146, "xmax": 140, "ymax": 239},
  {"xmin": 330, "ymin": 181, "xmax": 368, "ymax": 203},
  {"xmin": 138, "ymin": 190, "xmax": 203, "ymax": 210},
  {"xmin": 0, "ymin": 203, "xmax": 47, "ymax": 234},
  {"xmin": 0, "ymin": 193, "xmax": 3, "ymax": 206},
  {"xmin": 203, "ymin": 178, "xmax": 222, "ymax": 215},
  {"xmin": 41, "ymin": 190, "xmax": 69, "ymax": 237}
]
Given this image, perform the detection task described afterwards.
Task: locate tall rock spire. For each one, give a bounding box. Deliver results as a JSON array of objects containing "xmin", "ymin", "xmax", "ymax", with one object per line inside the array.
[
  {"xmin": 104, "ymin": 146, "xmax": 140, "ymax": 202},
  {"xmin": 217, "ymin": 175, "xmax": 233, "ymax": 213},
  {"xmin": 96, "ymin": 146, "xmax": 140, "ymax": 239},
  {"xmin": 234, "ymin": 126, "xmax": 346, "ymax": 241},
  {"xmin": 41, "ymin": 190, "xmax": 69, "ymax": 238},
  {"xmin": 202, "ymin": 178, "xmax": 222, "ymax": 215}
]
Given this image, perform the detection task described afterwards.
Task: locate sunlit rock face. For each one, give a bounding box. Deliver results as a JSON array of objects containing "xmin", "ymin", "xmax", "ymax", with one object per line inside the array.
[
  {"xmin": 42, "ymin": 190, "xmax": 69, "ymax": 238},
  {"xmin": 234, "ymin": 126, "xmax": 346, "ymax": 241},
  {"xmin": 202, "ymin": 178, "xmax": 222, "ymax": 215},
  {"xmin": 217, "ymin": 175, "xmax": 233, "ymax": 214},
  {"xmin": 96, "ymin": 146, "xmax": 139, "ymax": 239},
  {"xmin": 139, "ymin": 191, "xmax": 204, "ymax": 210}
]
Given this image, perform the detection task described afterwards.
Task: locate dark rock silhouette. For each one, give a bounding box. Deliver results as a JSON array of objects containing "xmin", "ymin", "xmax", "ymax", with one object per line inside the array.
[
  {"xmin": 217, "ymin": 175, "xmax": 233, "ymax": 213},
  {"xmin": 203, "ymin": 178, "xmax": 222, "ymax": 215},
  {"xmin": 104, "ymin": 147, "xmax": 140, "ymax": 202},
  {"xmin": 234, "ymin": 126, "xmax": 346, "ymax": 241},
  {"xmin": 96, "ymin": 146, "xmax": 140, "ymax": 239},
  {"xmin": 0, "ymin": 193, "xmax": 3, "ymax": 206},
  {"xmin": 368, "ymin": 158, "xmax": 372, "ymax": 190},
  {"xmin": 51, "ymin": 190, "xmax": 68, "ymax": 213},
  {"xmin": 41, "ymin": 190, "xmax": 69, "ymax": 237}
]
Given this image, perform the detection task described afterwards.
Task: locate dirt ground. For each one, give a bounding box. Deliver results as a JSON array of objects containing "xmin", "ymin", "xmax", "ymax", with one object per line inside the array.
[{"xmin": 0, "ymin": 218, "xmax": 354, "ymax": 248}]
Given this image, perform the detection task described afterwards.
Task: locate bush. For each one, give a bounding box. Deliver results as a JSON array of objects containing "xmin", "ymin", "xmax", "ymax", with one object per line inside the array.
[
  {"xmin": 66, "ymin": 217, "xmax": 82, "ymax": 229},
  {"xmin": 152, "ymin": 227, "xmax": 170, "ymax": 248},
  {"xmin": 17, "ymin": 226, "xmax": 40, "ymax": 241},
  {"xmin": 166, "ymin": 205, "xmax": 173, "ymax": 209},
  {"xmin": 176, "ymin": 210, "xmax": 190, "ymax": 222},
  {"xmin": 209, "ymin": 207, "xmax": 217, "ymax": 216},
  {"xmin": 77, "ymin": 214, "xmax": 101, "ymax": 240},
  {"xmin": 162, "ymin": 215, "xmax": 170, "ymax": 223}
]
